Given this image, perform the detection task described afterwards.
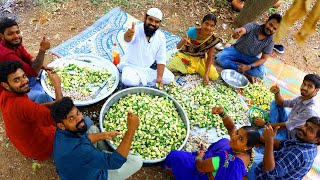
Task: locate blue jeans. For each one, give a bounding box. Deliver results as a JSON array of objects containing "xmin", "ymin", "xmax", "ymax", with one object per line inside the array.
[
  {"xmin": 247, "ymin": 149, "xmax": 264, "ymax": 180},
  {"xmin": 249, "ymin": 101, "xmax": 290, "ymax": 179},
  {"xmin": 216, "ymin": 46, "xmax": 266, "ymax": 78},
  {"xmin": 28, "ymin": 76, "xmax": 53, "ymax": 104},
  {"xmin": 84, "ymin": 116, "xmax": 93, "ymax": 128},
  {"xmin": 258, "ymin": 100, "xmax": 290, "ymax": 140}
]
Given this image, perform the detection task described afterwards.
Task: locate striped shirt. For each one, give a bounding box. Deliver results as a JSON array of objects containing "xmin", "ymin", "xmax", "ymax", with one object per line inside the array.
[
  {"xmin": 255, "ymin": 139, "xmax": 318, "ymax": 179},
  {"xmin": 233, "ymin": 23, "xmax": 274, "ymax": 56}
]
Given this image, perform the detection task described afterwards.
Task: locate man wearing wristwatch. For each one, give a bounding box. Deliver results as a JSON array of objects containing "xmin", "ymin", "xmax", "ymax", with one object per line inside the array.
[
  {"xmin": 254, "ymin": 74, "xmax": 320, "ymax": 140},
  {"xmin": 216, "ymin": 14, "xmax": 282, "ymax": 83}
]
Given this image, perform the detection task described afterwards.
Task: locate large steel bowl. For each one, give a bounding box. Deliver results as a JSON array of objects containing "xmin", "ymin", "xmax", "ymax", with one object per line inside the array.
[
  {"xmin": 99, "ymin": 87, "xmax": 190, "ymax": 164},
  {"xmin": 41, "ymin": 54, "xmax": 119, "ymax": 106},
  {"xmin": 221, "ymin": 69, "xmax": 249, "ymax": 89}
]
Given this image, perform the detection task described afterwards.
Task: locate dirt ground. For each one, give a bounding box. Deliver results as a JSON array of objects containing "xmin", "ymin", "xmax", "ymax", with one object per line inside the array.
[{"xmin": 0, "ymin": 0, "xmax": 319, "ymax": 179}]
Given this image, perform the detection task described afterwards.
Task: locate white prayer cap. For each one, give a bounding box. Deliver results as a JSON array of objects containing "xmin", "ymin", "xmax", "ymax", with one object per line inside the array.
[{"xmin": 147, "ymin": 8, "xmax": 163, "ymax": 21}]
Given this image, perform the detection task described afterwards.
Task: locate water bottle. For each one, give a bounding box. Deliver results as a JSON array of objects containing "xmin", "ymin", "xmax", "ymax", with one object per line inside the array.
[{"xmin": 111, "ymin": 43, "xmax": 120, "ymax": 66}]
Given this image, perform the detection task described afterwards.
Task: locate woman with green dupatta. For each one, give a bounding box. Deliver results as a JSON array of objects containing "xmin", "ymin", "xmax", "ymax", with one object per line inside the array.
[{"xmin": 167, "ymin": 14, "xmax": 221, "ymax": 85}]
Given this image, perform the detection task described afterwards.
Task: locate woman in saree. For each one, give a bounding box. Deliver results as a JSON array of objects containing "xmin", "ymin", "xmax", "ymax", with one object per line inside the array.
[
  {"xmin": 163, "ymin": 106, "xmax": 260, "ymax": 180},
  {"xmin": 167, "ymin": 14, "xmax": 221, "ymax": 85}
]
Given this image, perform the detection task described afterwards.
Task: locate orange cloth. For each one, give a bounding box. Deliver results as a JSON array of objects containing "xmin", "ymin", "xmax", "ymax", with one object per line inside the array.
[
  {"xmin": 273, "ymin": 0, "xmax": 313, "ymax": 43},
  {"xmin": 296, "ymin": 0, "xmax": 320, "ymax": 43}
]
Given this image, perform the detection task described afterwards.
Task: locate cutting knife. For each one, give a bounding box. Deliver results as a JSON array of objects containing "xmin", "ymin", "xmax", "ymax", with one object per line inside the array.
[
  {"xmin": 76, "ymin": 58, "xmax": 92, "ymax": 63},
  {"xmin": 93, "ymin": 81, "xmax": 107, "ymax": 98}
]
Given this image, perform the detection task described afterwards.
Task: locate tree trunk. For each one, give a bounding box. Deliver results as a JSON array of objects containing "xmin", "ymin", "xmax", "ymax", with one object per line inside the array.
[{"xmin": 234, "ymin": 0, "xmax": 279, "ymax": 27}]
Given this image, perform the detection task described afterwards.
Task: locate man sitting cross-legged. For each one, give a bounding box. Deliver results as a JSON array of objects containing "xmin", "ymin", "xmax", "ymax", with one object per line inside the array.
[
  {"xmin": 216, "ymin": 13, "xmax": 282, "ymax": 83},
  {"xmin": 118, "ymin": 8, "xmax": 174, "ymax": 87}
]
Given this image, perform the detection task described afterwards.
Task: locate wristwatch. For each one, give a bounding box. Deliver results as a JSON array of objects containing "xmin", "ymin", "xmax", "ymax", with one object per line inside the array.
[{"xmin": 250, "ymin": 64, "xmax": 254, "ymax": 69}]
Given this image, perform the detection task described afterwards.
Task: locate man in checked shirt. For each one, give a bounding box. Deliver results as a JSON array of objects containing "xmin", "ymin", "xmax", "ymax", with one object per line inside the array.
[{"xmin": 251, "ymin": 117, "xmax": 320, "ymax": 179}]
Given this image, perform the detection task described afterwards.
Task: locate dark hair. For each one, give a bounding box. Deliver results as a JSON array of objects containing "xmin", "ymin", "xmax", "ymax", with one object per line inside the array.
[
  {"xmin": 268, "ymin": 13, "xmax": 282, "ymax": 23},
  {"xmin": 0, "ymin": 60, "xmax": 23, "ymax": 83},
  {"xmin": 202, "ymin": 14, "xmax": 217, "ymax": 25},
  {"xmin": 304, "ymin": 74, "xmax": 320, "ymax": 88},
  {"xmin": 306, "ymin": 116, "xmax": 320, "ymax": 145},
  {"xmin": 0, "ymin": 17, "xmax": 18, "ymax": 34},
  {"xmin": 242, "ymin": 126, "xmax": 260, "ymax": 148},
  {"xmin": 50, "ymin": 97, "xmax": 75, "ymax": 123}
]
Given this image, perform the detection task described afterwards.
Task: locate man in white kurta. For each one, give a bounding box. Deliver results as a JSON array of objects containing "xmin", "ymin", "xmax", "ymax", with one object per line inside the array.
[{"xmin": 117, "ymin": 8, "xmax": 174, "ymax": 87}]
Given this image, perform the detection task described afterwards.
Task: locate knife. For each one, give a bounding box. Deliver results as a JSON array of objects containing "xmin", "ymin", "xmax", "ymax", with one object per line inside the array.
[
  {"xmin": 76, "ymin": 58, "xmax": 92, "ymax": 63},
  {"xmin": 93, "ymin": 81, "xmax": 107, "ymax": 98}
]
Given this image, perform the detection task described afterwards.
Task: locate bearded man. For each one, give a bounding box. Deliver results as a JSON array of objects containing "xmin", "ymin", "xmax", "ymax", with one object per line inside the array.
[
  {"xmin": 250, "ymin": 117, "xmax": 320, "ymax": 180},
  {"xmin": 0, "ymin": 17, "xmax": 52, "ymax": 103},
  {"xmin": 216, "ymin": 13, "xmax": 282, "ymax": 83},
  {"xmin": 51, "ymin": 97, "xmax": 143, "ymax": 180},
  {"xmin": 117, "ymin": 8, "xmax": 174, "ymax": 87}
]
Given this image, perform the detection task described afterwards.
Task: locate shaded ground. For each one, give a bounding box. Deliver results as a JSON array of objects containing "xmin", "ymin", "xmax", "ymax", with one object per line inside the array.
[{"xmin": 0, "ymin": 0, "xmax": 319, "ymax": 179}]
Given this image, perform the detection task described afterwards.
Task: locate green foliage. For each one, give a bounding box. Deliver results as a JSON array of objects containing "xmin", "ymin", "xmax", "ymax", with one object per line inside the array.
[
  {"xmin": 90, "ymin": 0, "xmax": 133, "ymax": 10},
  {"xmin": 35, "ymin": 0, "xmax": 65, "ymax": 8},
  {"xmin": 215, "ymin": 0, "xmax": 227, "ymax": 8},
  {"xmin": 111, "ymin": 0, "xmax": 131, "ymax": 8},
  {"xmin": 90, "ymin": 0, "xmax": 103, "ymax": 5},
  {"xmin": 268, "ymin": 7, "xmax": 277, "ymax": 14},
  {"xmin": 31, "ymin": 162, "xmax": 41, "ymax": 172}
]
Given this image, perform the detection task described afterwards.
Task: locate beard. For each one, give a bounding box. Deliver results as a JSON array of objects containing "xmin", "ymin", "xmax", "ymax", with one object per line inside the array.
[
  {"xmin": 9, "ymin": 82, "xmax": 30, "ymax": 94},
  {"xmin": 144, "ymin": 23, "xmax": 158, "ymax": 38},
  {"xmin": 295, "ymin": 129, "xmax": 307, "ymax": 142},
  {"xmin": 4, "ymin": 37, "xmax": 22, "ymax": 48},
  {"xmin": 260, "ymin": 24, "xmax": 272, "ymax": 37},
  {"xmin": 73, "ymin": 119, "xmax": 87, "ymax": 134},
  {"xmin": 300, "ymin": 90, "xmax": 307, "ymax": 96}
]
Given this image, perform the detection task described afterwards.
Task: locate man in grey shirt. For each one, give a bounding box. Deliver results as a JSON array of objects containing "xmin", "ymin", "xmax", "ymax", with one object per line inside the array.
[
  {"xmin": 216, "ymin": 13, "xmax": 282, "ymax": 83},
  {"xmin": 255, "ymin": 74, "xmax": 320, "ymax": 140}
]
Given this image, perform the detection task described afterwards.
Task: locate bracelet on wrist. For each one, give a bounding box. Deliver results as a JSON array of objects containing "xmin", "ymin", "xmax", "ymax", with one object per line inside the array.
[
  {"xmin": 218, "ymin": 111, "xmax": 227, "ymax": 119},
  {"xmin": 218, "ymin": 111, "xmax": 225, "ymax": 117}
]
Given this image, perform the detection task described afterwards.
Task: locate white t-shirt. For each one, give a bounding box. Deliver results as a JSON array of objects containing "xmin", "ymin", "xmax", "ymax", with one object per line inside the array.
[{"xmin": 119, "ymin": 23, "xmax": 167, "ymax": 70}]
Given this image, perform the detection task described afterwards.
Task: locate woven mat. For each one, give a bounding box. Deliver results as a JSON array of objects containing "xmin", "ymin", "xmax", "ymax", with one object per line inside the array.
[{"xmin": 49, "ymin": 7, "xmax": 179, "ymax": 62}]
